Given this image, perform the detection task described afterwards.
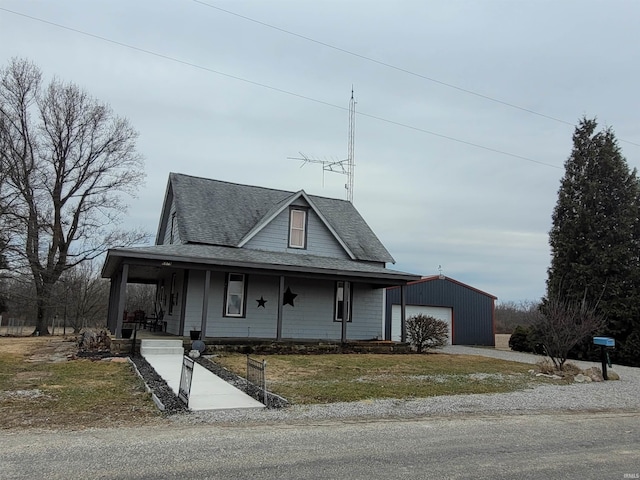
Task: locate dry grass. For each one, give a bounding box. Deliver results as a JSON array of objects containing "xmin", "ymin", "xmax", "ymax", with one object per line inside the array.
[
  {"xmin": 0, "ymin": 336, "xmax": 161, "ymax": 430},
  {"xmin": 214, "ymin": 352, "xmax": 556, "ymax": 404}
]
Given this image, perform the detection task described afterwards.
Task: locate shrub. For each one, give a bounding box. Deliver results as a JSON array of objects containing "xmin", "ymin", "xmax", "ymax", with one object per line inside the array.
[
  {"xmin": 509, "ymin": 326, "xmax": 532, "ymax": 352},
  {"xmin": 620, "ymin": 330, "xmax": 640, "ymax": 367},
  {"xmin": 406, "ymin": 314, "xmax": 448, "ymax": 353}
]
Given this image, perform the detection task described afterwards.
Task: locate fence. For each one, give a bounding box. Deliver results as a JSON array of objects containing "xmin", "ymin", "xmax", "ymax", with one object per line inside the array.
[
  {"xmin": 178, "ymin": 355, "xmax": 195, "ymax": 406},
  {"xmin": 246, "ymin": 355, "xmax": 268, "ymax": 406},
  {"xmin": 0, "ymin": 318, "xmax": 27, "ymax": 336}
]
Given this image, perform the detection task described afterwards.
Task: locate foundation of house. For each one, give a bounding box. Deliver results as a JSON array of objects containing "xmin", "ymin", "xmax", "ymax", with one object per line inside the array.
[{"xmin": 110, "ymin": 333, "xmax": 412, "ymax": 355}]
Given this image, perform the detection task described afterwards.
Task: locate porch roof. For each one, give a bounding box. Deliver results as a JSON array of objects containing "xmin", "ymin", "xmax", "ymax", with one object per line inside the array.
[{"xmin": 101, "ymin": 244, "xmax": 420, "ymax": 286}]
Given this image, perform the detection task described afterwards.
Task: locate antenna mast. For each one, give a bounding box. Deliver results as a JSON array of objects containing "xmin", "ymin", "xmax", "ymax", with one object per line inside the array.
[
  {"xmin": 346, "ymin": 88, "xmax": 356, "ymax": 203},
  {"xmin": 288, "ymin": 90, "xmax": 357, "ymax": 203}
]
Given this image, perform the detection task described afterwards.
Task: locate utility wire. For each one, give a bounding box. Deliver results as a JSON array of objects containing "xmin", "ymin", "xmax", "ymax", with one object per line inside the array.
[
  {"xmin": 0, "ymin": 6, "xmax": 560, "ymax": 168},
  {"xmin": 190, "ymin": 0, "xmax": 640, "ymax": 149}
]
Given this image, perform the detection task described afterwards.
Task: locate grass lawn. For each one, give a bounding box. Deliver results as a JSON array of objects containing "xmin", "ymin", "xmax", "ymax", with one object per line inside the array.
[
  {"xmin": 0, "ymin": 337, "xmax": 160, "ymax": 430},
  {"xmin": 214, "ymin": 352, "xmax": 556, "ymax": 404}
]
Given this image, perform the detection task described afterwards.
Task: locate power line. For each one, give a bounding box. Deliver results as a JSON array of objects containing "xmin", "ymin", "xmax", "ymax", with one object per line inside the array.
[
  {"xmin": 191, "ymin": 0, "xmax": 572, "ymax": 124},
  {"xmin": 190, "ymin": 0, "xmax": 640, "ymax": 150},
  {"xmin": 0, "ymin": 6, "xmax": 560, "ymax": 169}
]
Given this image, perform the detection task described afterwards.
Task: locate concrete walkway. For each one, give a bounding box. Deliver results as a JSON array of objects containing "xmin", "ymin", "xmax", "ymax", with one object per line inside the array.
[{"xmin": 140, "ymin": 340, "xmax": 264, "ymax": 411}]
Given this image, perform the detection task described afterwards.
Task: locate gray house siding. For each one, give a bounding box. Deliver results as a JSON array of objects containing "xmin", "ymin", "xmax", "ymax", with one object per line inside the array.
[
  {"xmin": 281, "ymin": 278, "xmax": 337, "ymax": 339},
  {"xmin": 161, "ymin": 199, "xmax": 180, "ymax": 246},
  {"xmin": 157, "ymin": 269, "xmax": 185, "ymax": 335},
  {"xmin": 280, "ymin": 278, "xmax": 383, "ymax": 340},
  {"xmin": 183, "ymin": 271, "xmax": 383, "ymax": 340},
  {"xmin": 385, "ymin": 277, "xmax": 495, "ymax": 346},
  {"xmin": 244, "ymin": 206, "xmax": 350, "ymax": 259},
  {"xmin": 351, "ymin": 284, "xmax": 385, "ymax": 339}
]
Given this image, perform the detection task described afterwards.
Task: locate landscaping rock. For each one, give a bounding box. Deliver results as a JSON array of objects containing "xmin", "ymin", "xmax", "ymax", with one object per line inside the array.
[
  {"xmin": 574, "ymin": 374, "xmax": 591, "ymax": 383},
  {"xmin": 584, "ymin": 367, "xmax": 604, "ymax": 382},
  {"xmin": 607, "ymin": 371, "xmax": 620, "ymax": 381}
]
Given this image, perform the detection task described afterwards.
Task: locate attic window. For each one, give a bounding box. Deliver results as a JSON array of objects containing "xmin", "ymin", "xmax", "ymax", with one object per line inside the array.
[{"xmin": 289, "ymin": 208, "xmax": 307, "ymax": 249}]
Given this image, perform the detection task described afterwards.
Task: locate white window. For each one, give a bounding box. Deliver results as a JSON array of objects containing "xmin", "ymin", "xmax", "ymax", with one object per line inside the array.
[
  {"xmin": 225, "ymin": 273, "xmax": 246, "ymax": 317},
  {"xmin": 289, "ymin": 209, "xmax": 306, "ymax": 248},
  {"xmin": 335, "ymin": 281, "xmax": 351, "ymax": 322}
]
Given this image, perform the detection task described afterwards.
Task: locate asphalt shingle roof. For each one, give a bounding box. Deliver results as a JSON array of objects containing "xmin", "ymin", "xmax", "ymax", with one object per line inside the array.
[
  {"xmin": 168, "ymin": 173, "xmax": 395, "ymax": 263},
  {"xmin": 103, "ymin": 244, "xmax": 417, "ymax": 283}
]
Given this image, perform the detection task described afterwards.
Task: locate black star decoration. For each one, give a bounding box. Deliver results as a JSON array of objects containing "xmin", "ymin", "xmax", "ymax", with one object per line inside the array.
[
  {"xmin": 256, "ymin": 296, "xmax": 267, "ymax": 308},
  {"xmin": 283, "ymin": 287, "xmax": 297, "ymax": 307}
]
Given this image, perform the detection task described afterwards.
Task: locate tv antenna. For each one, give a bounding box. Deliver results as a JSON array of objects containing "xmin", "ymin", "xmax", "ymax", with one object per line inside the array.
[{"xmin": 289, "ymin": 89, "xmax": 357, "ymax": 203}]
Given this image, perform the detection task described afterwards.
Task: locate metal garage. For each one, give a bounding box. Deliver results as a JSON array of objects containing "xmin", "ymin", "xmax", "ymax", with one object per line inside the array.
[{"xmin": 385, "ymin": 275, "xmax": 496, "ymax": 346}]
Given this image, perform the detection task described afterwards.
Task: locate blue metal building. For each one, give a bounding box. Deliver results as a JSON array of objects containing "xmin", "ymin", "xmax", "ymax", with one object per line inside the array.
[{"xmin": 385, "ymin": 275, "xmax": 497, "ymax": 346}]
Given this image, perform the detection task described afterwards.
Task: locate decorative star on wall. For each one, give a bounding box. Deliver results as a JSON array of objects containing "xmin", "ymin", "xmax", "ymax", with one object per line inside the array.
[
  {"xmin": 256, "ymin": 296, "xmax": 267, "ymax": 308},
  {"xmin": 283, "ymin": 287, "xmax": 297, "ymax": 307}
]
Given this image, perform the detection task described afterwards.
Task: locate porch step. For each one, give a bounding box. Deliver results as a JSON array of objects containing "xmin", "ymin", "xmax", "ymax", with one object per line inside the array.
[{"xmin": 140, "ymin": 339, "xmax": 185, "ymax": 356}]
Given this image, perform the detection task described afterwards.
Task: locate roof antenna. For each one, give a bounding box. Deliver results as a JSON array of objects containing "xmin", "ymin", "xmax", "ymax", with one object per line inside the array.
[
  {"xmin": 438, "ymin": 265, "xmax": 445, "ymax": 279},
  {"xmin": 288, "ymin": 89, "xmax": 357, "ymax": 203}
]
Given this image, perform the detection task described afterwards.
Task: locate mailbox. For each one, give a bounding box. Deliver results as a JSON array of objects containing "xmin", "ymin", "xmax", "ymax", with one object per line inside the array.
[
  {"xmin": 593, "ymin": 336, "xmax": 615, "ymax": 380},
  {"xmin": 593, "ymin": 337, "xmax": 615, "ymax": 347}
]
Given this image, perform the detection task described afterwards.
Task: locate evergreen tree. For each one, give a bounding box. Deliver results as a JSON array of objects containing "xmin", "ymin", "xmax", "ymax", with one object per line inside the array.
[{"xmin": 547, "ymin": 117, "xmax": 640, "ymax": 364}]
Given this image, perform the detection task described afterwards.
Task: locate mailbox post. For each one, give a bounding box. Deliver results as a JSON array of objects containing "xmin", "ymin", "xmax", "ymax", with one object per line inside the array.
[{"xmin": 593, "ymin": 336, "xmax": 615, "ymax": 380}]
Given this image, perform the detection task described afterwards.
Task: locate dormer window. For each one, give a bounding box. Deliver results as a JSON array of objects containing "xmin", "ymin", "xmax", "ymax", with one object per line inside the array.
[{"xmin": 289, "ymin": 208, "xmax": 307, "ymax": 249}]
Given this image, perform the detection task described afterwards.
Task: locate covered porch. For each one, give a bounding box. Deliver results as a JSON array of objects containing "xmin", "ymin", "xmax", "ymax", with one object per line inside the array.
[{"xmin": 102, "ymin": 245, "xmax": 420, "ymax": 343}]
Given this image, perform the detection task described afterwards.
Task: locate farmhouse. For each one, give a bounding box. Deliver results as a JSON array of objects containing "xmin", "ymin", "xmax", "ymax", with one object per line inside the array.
[
  {"xmin": 386, "ymin": 275, "xmax": 496, "ymax": 346},
  {"xmin": 102, "ymin": 173, "xmax": 420, "ymax": 341}
]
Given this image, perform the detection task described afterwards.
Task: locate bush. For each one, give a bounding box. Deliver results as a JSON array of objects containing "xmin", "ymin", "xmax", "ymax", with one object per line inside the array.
[
  {"xmin": 509, "ymin": 325, "xmax": 532, "ymax": 352},
  {"xmin": 406, "ymin": 314, "xmax": 448, "ymax": 353},
  {"xmin": 508, "ymin": 325, "xmax": 546, "ymax": 354},
  {"xmin": 620, "ymin": 330, "xmax": 640, "ymax": 367}
]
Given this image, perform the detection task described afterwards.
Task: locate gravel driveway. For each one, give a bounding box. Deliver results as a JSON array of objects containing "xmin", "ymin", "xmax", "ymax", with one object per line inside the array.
[{"xmin": 168, "ymin": 347, "xmax": 640, "ymax": 426}]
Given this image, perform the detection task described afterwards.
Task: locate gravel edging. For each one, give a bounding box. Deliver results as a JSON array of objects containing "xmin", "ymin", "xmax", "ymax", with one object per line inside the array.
[{"xmin": 129, "ymin": 355, "xmax": 188, "ymax": 414}]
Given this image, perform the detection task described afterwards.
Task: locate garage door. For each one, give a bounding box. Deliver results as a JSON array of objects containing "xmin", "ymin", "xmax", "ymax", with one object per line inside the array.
[{"xmin": 391, "ymin": 305, "xmax": 453, "ymax": 344}]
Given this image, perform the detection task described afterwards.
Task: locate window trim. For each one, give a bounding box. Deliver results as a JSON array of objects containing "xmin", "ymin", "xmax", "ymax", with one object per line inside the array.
[
  {"xmin": 223, "ymin": 273, "xmax": 248, "ymax": 318},
  {"xmin": 288, "ymin": 208, "xmax": 308, "ymax": 249},
  {"xmin": 334, "ymin": 281, "xmax": 353, "ymax": 323},
  {"xmin": 169, "ymin": 212, "xmax": 176, "ymax": 244},
  {"xmin": 168, "ymin": 273, "xmax": 177, "ymax": 315}
]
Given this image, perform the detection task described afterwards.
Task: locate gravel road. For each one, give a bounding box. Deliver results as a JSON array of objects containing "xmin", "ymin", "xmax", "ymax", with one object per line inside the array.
[{"xmin": 165, "ymin": 346, "xmax": 640, "ymax": 426}]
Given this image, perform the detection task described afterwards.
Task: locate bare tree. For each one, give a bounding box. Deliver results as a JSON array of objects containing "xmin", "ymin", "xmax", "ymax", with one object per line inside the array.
[
  {"xmin": 406, "ymin": 314, "xmax": 449, "ymax": 353},
  {"xmin": 0, "ymin": 58, "xmax": 146, "ymax": 335},
  {"xmin": 126, "ymin": 283, "xmax": 156, "ymax": 315},
  {"xmin": 495, "ymin": 300, "xmax": 541, "ymax": 333},
  {"xmin": 51, "ymin": 261, "xmax": 110, "ymax": 333},
  {"xmin": 536, "ymin": 296, "xmax": 606, "ymax": 370}
]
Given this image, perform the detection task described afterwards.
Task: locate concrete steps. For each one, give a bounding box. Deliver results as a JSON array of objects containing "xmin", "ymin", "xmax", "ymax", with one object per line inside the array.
[{"xmin": 140, "ymin": 339, "xmax": 185, "ymax": 356}]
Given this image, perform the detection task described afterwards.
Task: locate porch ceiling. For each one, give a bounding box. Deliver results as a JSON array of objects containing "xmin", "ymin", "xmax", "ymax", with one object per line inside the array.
[{"xmin": 102, "ymin": 244, "xmax": 421, "ymax": 286}]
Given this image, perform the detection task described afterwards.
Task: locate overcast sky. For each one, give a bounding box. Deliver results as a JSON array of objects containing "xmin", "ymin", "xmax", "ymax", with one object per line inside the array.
[{"xmin": 1, "ymin": 1, "xmax": 639, "ymax": 303}]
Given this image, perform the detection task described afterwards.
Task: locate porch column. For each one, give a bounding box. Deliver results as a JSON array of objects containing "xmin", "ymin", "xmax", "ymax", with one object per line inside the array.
[
  {"xmin": 200, "ymin": 270, "xmax": 210, "ymax": 338},
  {"xmin": 115, "ymin": 264, "xmax": 129, "ymax": 339},
  {"xmin": 400, "ymin": 284, "xmax": 407, "ymax": 343},
  {"xmin": 106, "ymin": 278, "xmax": 118, "ymax": 334},
  {"xmin": 341, "ymin": 281, "xmax": 351, "ymax": 343},
  {"xmin": 276, "ymin": 276, "xmax": 284, "ymax": 341}
]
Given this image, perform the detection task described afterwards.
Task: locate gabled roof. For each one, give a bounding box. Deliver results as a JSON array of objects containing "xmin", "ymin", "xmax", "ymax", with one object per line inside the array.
[
  {"xmin": 157, "ymin": 173, "xmax": 395, "ymax": 263},
  {"xmin": 387, "ymin": 275, "xmax": 497, "ymax": 300}
]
